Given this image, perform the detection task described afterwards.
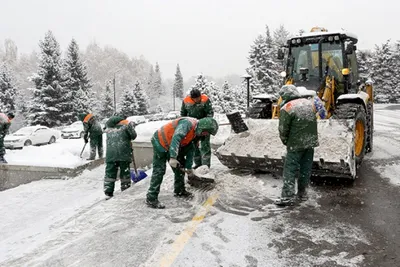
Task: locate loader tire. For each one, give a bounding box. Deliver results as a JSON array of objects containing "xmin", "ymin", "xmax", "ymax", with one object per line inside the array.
[
  {"xmin": 334, "ymin": 103, "xmax": 367, "ymax": 166},
  {"xmin": 366, "ymin": 102, "xmax": 373, "ymax": 153}
]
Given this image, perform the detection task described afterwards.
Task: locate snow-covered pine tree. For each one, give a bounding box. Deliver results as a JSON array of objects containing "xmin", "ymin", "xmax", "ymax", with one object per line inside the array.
[
  {"xmin": 133, "ymin": 81, "xmax": 149, "ymax": 115},
  {"xmin": 356, "ymin": 49, "xmax": 373, "ymax": 80},
  {"xmin": 152, "ymin": 62, "xmax": 163, "ymax": 96},
  {"xmin": 0, "ymin": 63, "xmax": 17, "ymax": 112},
  {"xmin": 247, "ymin": 26, "xmax": 281, "ymax": 95},
  {"xmin": 119, "ymin": 86, "xmax": 137, "ymax": 117},
  {"xmin": 100, "ymin": 80, "xmax": 114, "ymax": 118},
  {"xmin": 273, "ymin": 24, "xmax": 291, "ymax": 48},
  {"xmin": 173, "ymin": 64, "xmax": 184, "ymax": 99},
  {"xmin": 191, "ymin": 73, "xmax": 208, "ymax": 94},
  {"xmin": 28, "ymin": 31, "xmax": 67, "ymax": 127},
  {"xmin": 155, "ymin": 104, "xmax": 163, "ymax": 113},
  {"xmin": 219, "ymin": 81, "xmax": 233, "ymax": 113},
  {"xmin": 63, "ymin": 39, "xmax": 93, "ymax": 121},
  {"xmin": 371, "ymin": 40, "xmax": 398, "ymax": 103}
]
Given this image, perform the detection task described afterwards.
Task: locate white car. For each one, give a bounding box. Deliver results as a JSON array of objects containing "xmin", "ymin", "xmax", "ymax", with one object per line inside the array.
[
  {"xmin": 126, "ymin": 115, "xmax": 146, "ymax": 125},
  {"xmin": 4, "ymin": 126, "xmax": 60, "ymax": 149},
  {"xmin": 166, "ymin": 111, "xmax": 180, "ymax": 120},
  {"xmin": 61, "ymin": 121, "xmax": 85, "ymax": 139}
]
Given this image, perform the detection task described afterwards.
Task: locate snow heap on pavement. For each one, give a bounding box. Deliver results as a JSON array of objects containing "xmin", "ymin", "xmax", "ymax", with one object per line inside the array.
[{"xmin": 217, "ymin": 118, "xmax": 354, "ymax": 165}]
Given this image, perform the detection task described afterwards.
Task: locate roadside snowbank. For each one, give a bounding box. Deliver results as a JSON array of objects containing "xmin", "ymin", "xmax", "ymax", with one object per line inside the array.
[{"xmin": 5, "ymin": 136, "xmax": 106, "ymax": 168}]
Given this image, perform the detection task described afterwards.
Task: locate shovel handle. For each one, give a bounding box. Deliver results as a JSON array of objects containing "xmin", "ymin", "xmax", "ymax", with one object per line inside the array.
[
  {"xmin": 130, "ymin": 141, "xmax": 139, "ymax": 176},
  {"xmin": 80, "ymin": 143, "xmax": 87, "ymax": 158}
]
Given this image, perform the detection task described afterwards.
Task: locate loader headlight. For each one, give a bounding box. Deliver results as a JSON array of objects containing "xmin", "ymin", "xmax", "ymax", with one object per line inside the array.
[
  {"xmin": 296, "ymin": 38, "xmax": 302, "ymax": 44},
  {"xmin": 328, "ymin": 36, "xmax": 334, "ymax": 42},
  {"xmin": 334, "ymin": 35, "xmax": 340, "ymax": 41},
  {"xmin": 291, "ymin": 39, "xmax": 296, "ymax": 44},
  {"xmin": 342, "ymin": 68, "xmax": 350, "ymax": 76}
]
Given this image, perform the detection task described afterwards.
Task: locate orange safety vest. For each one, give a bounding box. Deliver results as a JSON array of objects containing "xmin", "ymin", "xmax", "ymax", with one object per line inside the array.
[
  {"xmin": 157, "ymin": 118, "xmax": 198, "ymax": 150},
  {"xmin": 183, "ymin": 94, "xmax": 209, "ymax": 105},
  {"xmin": 83, "ymin": 113, "xmax": 94, "ymax": 123}
]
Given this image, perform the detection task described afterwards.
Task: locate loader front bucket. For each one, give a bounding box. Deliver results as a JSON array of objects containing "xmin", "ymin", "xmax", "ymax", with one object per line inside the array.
[{"xmin": 216, "ymin": 119, "xmax": 356, "ymax": 179}]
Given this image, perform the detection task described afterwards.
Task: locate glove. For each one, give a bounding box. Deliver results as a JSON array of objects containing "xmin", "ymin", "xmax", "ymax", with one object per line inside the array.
[
  {"xmin": 186, "ymin": 169, "xmax": 195, "ymax": 178},
  {"xmin": 84, "ymin": 134, "xmax": 89, "ymax": 143},
  {"xmin": 169, "ymin": 158, "xmax": 180, "ymax": 168}
]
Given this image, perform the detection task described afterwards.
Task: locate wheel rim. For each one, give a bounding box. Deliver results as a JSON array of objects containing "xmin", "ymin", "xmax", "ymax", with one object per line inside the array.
[
  {"xmin": 355, "ymin": 120, "xmax": 365, "ymax": 157},
  {"xmin": 25, "ymin": 140, "xmax": 32, "ymax": 146},
  {"xmin": 50, "ymin": 137, "xmax": 55, "ymax": 143}
]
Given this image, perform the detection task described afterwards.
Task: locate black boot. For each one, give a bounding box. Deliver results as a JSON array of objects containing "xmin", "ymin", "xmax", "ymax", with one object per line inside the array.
[
  {"xmin": 146, "ymin": 198, "xmax": 165, "ymax": 209},
  {"xmin": 174, "ymin": 190, "xmax": 194, "ymax": 199},
  {"xmin": 105, "ymin": 192, "xmax": 113, "ymax": 200},
  {"xmin": 0, "ymin": 156, "xmax": 7, "ymax": 164}
]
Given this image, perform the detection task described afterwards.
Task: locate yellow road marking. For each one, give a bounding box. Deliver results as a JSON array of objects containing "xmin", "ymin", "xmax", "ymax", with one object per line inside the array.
[{"xmin": 160, "ymin": 193, "xmax": 219, "ymax": 267}]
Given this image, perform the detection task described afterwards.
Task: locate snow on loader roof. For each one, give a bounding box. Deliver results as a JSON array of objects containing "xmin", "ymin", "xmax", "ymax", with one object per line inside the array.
[{"xmin": 216, "ymin": 119, "xmax": 356, "ymax": 179}]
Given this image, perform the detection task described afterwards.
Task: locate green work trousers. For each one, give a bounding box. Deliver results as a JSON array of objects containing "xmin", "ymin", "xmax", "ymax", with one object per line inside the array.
[
  {"xmin": 0, "ymin": 136, "xmax": 5, "ymax": 157},
  {"xmin": 104, "ymin": 161, "xmax": 131, "ymax": 194},
  {"xmin": 281, "ymin": 148, "xmax": 314, "ymax": 198},
  {"xmin": 194, "ymin": 135, "xmax": 211, "ymax": 168},
  {"xmin": 146, "ymin": 141, "xmax": 189, "ymax": 201},
  {"xmin": 89, "ymin": 134, "xmax": 103, "ymax": 159}
]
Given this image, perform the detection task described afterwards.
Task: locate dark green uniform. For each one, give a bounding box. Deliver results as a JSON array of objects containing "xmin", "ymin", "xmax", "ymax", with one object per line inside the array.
[
  {"xmin": 278, "ymin": 85, "xmax": 318, "ymax": 200},
  {"xmin": 147, "ymin": 119, "xmax": 196, "ymax": 202},
  {"xmin": 146, "ymin": 117, "xmax": 219, "ymax": 208},
  {"xmin": 78, "ymin": 113, "xmax": 104, "ymax": 160},
  {"xmin": 180, "ymin": 94, "xmax": 214, "ymax": 168},
  {"xmin": 0, "ymin": 113, "xmax": 11, "ymax": 163},
  {"xmin": 104, "ymin": 116, "xmax": 137, "ymax": 196}
]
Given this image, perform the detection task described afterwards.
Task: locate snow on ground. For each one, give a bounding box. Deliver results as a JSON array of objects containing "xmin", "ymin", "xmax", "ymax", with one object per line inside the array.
[
  {"xmin": 369, "ymin": 104, "xmax": 400, "ymax": 186},
  {"xmin": 5, "ymin": 135, "xmax": 106, "ymax": 168}
]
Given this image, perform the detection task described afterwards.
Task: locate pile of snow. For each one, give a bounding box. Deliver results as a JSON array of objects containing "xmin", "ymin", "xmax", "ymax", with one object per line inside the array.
[
  {"xmin": 5, "ymin": 136, "xmax": 106, "ymax": 168},
  {"xmin": 217, "ymin": 118, "xmax": 354, "ymax": 164}
]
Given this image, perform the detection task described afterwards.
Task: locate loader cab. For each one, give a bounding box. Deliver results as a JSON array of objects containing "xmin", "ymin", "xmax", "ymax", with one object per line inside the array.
[{"xmin": 284, "ymin": 30, "xmax": 359, "ymax": 96}]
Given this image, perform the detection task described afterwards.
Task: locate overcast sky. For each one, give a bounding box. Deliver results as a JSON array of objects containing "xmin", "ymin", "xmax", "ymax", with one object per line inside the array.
[{"xmin": 0, "ymin": 0, "xmax": 398, "ymax": 79}]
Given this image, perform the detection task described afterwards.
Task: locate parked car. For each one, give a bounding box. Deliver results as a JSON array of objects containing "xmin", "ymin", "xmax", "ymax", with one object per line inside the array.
[
  {"xmin": 61, "ymin": 121, "xmax": 84, "ymax": 139},
  {"xmin": 126, "ymin": 115, "xmax": 147, "ymax": 125},
  {"xmin": 149, "ymin": 113, "xmax": 165, "ymax": 121},
  {"xmin": 166, "ymin": 111, "xmax": 180, "ymax": 120},
  {"xmin": 4, "ymin": 126, "xmax": 60, "ymax": 149}
]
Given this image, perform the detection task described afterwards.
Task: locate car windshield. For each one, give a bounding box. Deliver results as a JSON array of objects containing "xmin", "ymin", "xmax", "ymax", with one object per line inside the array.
[
  {"xmin": 289, "ymin": 42, "xmax": 344, "ymax": 83},
  {"xmin": 14, "ymin": 127, "xmax": 35, "ymax": 136}
]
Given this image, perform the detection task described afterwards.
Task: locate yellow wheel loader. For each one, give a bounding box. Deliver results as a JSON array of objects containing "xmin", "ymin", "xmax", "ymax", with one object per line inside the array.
[{"xmin": 216, "ymin": 27, "xmax": 374, "ymax": 179}]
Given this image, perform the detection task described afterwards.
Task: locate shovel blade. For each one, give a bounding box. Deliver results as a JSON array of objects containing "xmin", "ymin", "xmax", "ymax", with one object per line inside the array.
[{"xmin": 131, "ymin": 169, "xmax": 148, "ymax": 183}]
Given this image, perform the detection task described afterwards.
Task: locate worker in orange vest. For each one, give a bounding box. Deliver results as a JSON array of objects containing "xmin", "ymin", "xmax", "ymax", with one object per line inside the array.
[
  {"xmin": 146, "ymin": 117, "xmax": 219, "ymax": 209},
  {"xmin": 0, "ymin": 112, "xmax": 14, "ymax": 163}
]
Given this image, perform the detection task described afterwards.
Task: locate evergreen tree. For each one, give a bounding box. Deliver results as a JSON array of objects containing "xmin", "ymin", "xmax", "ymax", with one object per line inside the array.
[
  {"xmin": 119, "ymin": 86, "xmax": 137, "ymax": 117},
  {"xmin": 155, "ymin": 104, "xmax": 163, "ymax": 113},
  {"xmin": 28, "ymin": 31, "xmax": 67, "ymax": 127},
  {"xmin": 0, "ymin": 63, "xmax": 17, "ymax": 112},
  {"xmin": 371, "ymin": 40, "xmax": 398, "ymax": 103},
  {"xmin": 247, "ymin": 26, "xmax": 281, "ymax": 95},
  {"xmin": 191, "ymin": 73, "xmax": 208, "ymax": 93},
  {"xmin": 133, "ymin": 81, "xmax": 149, "ymax": 115},
  {"xmin": 100, "ymin": 80, "xmax": 114, "ymax": 118},
  {"xmin": 173, "ymin": 64, "xmax": 184, "ymax": 98},
  {"xmin": 63, "ymin": 38, "xmax": 92, "ymax": 120},
  {"xmin": 356, "ymin": 49, "xmax": 373, "ymax": 80},
  {"xmin": 152, "ymin": 62, "xmax": 163, "ymax": 96},
  {"xmin": 273, "ymin": 24, "xmax": 291, "ymax": 48}
]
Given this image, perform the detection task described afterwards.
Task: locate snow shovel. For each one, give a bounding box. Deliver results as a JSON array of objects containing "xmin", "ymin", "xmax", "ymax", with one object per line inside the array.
[
  {"xmin": 80, "ymin": 142, "xmax": 87, "ymax": 158},
  {"xmin": 130, "ymin": 143, "xmax": 147, "ymax": 183},
  {"xmin": 180, "ymin": 168, "xmax": 215, "ymax": 184}
]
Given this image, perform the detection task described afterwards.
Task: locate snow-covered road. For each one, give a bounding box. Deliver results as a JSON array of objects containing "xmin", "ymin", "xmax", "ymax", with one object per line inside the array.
[{"xmin": 1, "ymin": 104, "xmax": 400, "ymax": 267}]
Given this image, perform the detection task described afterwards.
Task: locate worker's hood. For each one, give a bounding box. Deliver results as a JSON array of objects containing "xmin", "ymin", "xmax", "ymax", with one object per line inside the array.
[
  {"xmin": 279, "ymin": 85, "xmax": 301, "ymax": 106},
  {"xmin": 106, "ymin": 116, "xmax": 126, "ymax": 128},
  {"xmin": 195, "ymin": 117, "xmax": 219, "ymax": 136},
  {"xmin": 77, "ymin": 113, "xmax": 87, "ymax": 121}
]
